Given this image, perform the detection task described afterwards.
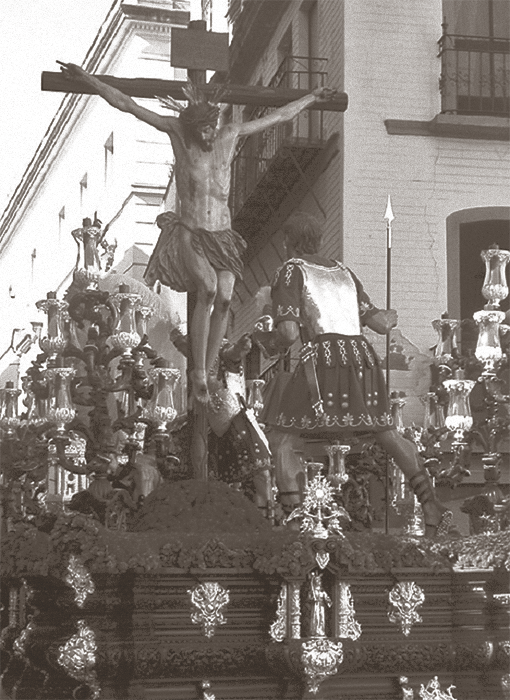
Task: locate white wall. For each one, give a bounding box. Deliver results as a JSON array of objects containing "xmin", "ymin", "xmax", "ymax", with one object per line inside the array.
[
  {"xmin": 342, "ymin": 0, "xmax": 510, "ymax": 355},
  {"xmin": 0, "ymin": 11, "xmax": 186, "ymax": 376}
]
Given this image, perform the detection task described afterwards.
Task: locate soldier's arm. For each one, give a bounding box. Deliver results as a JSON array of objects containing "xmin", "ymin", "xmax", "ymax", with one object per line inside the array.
[
  {"xmin": 364, "ymin": 309, "xmax": 398, "ymax": 335},
  {"xmin": 236, "ymin": 86, "xmax": 338, "ymax": 137},
  {"xmin": 252, "ymin": 320, "xmax": 299, "ymax": 358},
  {"xmin": 60, "ymin": 63, "xmax": 179, "ymax": 133},
  {"xmin": 275, "ymin": 320, "xmax": 300, "ymax": 349}
]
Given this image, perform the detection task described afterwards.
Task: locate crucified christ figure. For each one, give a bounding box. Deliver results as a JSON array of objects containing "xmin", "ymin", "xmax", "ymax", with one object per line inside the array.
[{"xmin": 60, "ymin": 63, "xmax": 337, "ymax": 402}]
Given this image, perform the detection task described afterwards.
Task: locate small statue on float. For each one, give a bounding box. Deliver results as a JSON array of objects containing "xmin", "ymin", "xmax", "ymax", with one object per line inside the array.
[
  {"xmin": 60, "ymin": 61, "xmax": 339, "ymax": 403},
  {"xmin": 169, "ymin": 328, "xmax": 273, "ymax": 516},
  {"xmin": 71, "ymin": 214, "xmax": 116, "ymax": 291},
  {"xmin": 308, "ymin": 571, "xmax": 332, "ymax": 638},
  {"xmin": 253, "ymin": 212, "xmax": 454, "ymax": 538}
]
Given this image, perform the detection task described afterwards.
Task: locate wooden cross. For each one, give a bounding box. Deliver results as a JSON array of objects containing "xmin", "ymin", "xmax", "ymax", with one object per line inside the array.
[
  {"xmin": 41, "ymin": 22, "xmax": 347, "ymax": 111},
  {"xmin": 41, "ymin": 21, "xmax": 347, "ymax": 481}
]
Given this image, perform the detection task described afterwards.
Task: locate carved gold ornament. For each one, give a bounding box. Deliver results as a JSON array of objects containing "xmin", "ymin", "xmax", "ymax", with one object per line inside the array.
[
  {"xmin": 399, "ymin": 675, "xmax": 415, "ymax": 700},
  {"xmin": 289, "ymin": 581, "xmax": 302, "ymax": 639},
  {"xmin": 188, "ymin": 582, "xmax": 230, "ymax": 638},
  {"xmin": 13, "ymin": 621, "xmax": 36, "ymax": 658},
  {"xmin": 419, "ymin": 676, "xmax": 458, "ymax": 699},
  {"xmin": 301, "ymin": 637, "xmax": 343, "ymax": 694},
  {"xmin": 65, "ymin": 555, "xmax": 95, "ymax": 608},
  {"xmin": 388, "ymin": 581, "xmax": 425, "ymax": 636},
  {"xmin": 199, "ymin": 679, "xmax": 216, "ymax": 700},
  {"xmin": 57, "ymin": 619, "xmax": 100, "ymax": 699},
  {"xmin": 269, "ymin": 584, "xmax": 287, "ymax": 642},
  {"xmin": 315, "ymin": 549, "xmax": 330, "ymax": 569},
  {"xmin": 286, "ymin": 472, "xmax": 350, "ymax": 538},
  {"xmin": 336, "ymin": 582, "xmax": 361, "ymax": 640}
]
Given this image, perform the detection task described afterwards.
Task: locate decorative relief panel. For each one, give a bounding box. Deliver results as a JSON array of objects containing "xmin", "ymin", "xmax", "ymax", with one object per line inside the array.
[
  {"xmin": 188, "ymin": 582, "xmax": 229, "ymax": 638},
  {"xmin": 388, "ymin": 581, "xmax": 425, "ymax": 636},
  {"xmin": 65, "ymin": 555, "xmax": 95, "ymax": 608},
  {"xmin": 57, "ymin": 619, "xmax": 100, "ymax": 700}
]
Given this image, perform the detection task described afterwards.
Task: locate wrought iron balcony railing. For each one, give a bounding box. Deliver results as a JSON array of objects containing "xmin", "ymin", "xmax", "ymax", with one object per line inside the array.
[
  {"xmin": 230, "ymin": 56, "xmax": 328, "ymax": 219},
  {"xmin": 438, "ymin": 32, "xmax": 510, "ymax": 116}
]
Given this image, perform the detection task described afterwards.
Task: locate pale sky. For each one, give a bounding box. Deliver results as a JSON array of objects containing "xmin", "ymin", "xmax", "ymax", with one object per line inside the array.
[{"xmin": 0, "ymin": 0, "xmax": 228, "ymax": 212}]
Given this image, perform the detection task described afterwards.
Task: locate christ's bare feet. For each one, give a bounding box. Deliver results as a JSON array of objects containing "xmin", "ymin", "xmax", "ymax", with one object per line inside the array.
[{"xmin": 191, "ymin": 369, "xmax": 209, "ymax": 404}]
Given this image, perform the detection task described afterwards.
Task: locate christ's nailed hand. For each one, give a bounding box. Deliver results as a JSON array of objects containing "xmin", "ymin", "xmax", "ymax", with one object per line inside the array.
[{"xmin": 312, "ymin": 86, "xmax": 341, "ymax": 101}]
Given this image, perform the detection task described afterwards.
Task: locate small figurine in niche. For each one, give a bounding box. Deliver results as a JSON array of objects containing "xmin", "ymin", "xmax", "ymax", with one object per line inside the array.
[{"xmin": 308, "ymin": 571, "xmax": 331, "ymax": 638}]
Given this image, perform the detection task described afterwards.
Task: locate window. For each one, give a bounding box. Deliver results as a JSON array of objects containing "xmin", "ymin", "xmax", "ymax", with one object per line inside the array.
[
  {"xmin": 104, "ymin": 133, "xmax": 114, "ymax": 183},
  {"xmin": 201, "ymin": 0, "xmax": 212, "ymax": 30},
  {"xmin": 79, "ymin": 173, "xmax": 88, "ymax": 212},
  {"xmin": 440, "ymin": 0, "xmax": 510, "ymax": 115},
  {"xmin": 443, "ymin": 0, "xmax": 509, "ymax": 38},
  {"xmin": 447, "ymin": 208, "xmax": 510, "ymax": 353},
  {"xmin": 58, "ymin": 206, "xmax": 65, "ymax": 240},
  {"xmin": 31, "ymin": 248, "xmax": 37, "ymax": 284}
]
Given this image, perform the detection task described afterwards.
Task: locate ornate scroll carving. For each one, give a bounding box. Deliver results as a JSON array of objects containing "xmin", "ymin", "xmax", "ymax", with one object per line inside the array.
[
  {"xmin": 199, "ymin": 679, "xmax": 216, "ymax": 700},
  {"xmin": 65, "ymin": 555, "xmax": 95, "ymax": 608},
  {"xmin": 388, "ymin": 581, "xmax": 425, "ymax": 636},
  {"xmin": 57, "ymin": 619, "xmax": 100, "ymax": 700},
  {"xmin": 269, "ymin": 584, "xmax": 287, "ymax": 642},
  {"xmin": 315, "ymin": 549, "xmax": 330, "ymax": 569},
  {"xmin": 419, "ymin": 676, "xmax": 457, "ymax": 699},
  {"xmin": 188, "ymin": 582, "xmax": 229, "ymax": 638},
  {"xmin": 399, "ymin": 675, "xmax": 415, "ymax": 699},
  {"xmin": 289, "ymin": 581, "xmax": 302, "ymax": 639},
  {"xmin": 336, "ymin": 582, "xmax": 361, "ymax": 640},
  {"xmin": 301, "ymin": 638, "xmax": 343, "ymax": 694},
  {"xmin": 13, "ymin": 621, "xmax": 36, "ymax": 658}
]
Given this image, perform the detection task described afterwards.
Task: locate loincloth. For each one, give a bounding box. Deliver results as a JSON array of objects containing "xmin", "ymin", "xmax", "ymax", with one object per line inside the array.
[{"xmin": 144, "ymin": 211, "xmax": 247, "ymax": 292}]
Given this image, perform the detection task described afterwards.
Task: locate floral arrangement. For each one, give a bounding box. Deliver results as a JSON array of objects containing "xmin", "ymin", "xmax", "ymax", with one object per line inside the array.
[{"xmin": 7, "ymin": 478, "xmax": 505, "ymax": 582}]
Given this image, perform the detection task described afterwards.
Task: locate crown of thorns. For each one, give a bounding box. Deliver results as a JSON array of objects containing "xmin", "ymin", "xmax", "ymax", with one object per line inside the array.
[{"xmin": 157, "ymin": 81, "xmax": 226, "ymax": 127}]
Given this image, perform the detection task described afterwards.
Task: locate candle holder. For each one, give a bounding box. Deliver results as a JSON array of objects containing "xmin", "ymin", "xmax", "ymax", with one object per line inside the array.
[
  {"xmin": 325, "ymin": 442, "xmax": 350, "ymax": 490},
  {"xmin": 45, "ymin": 367, "xmax": 77, "ymax": 435},
  {"xmin": 247, "ymin": 379, "xmax": 265, "ymax": 419},
  {"xmin": 136, "ymin": 305, "xmax": 154, "ymax": 339},
  {"xmin": 473, "ymin": 309, "xmax": 506, "ymax": 376},
  {"xmin": 422, "ymin": 392, "xmax": 445, "ymax": 430},
  {"xmin": 431, "ymin": 315, "xmax": 460, "ymax": 366},
  {"xmin": 0, "ymin": 382, "xmax": 21, "ymax": 436},
  {"xmin": 144, "ymin": 364, "xmax": 180, "ymax": 431},
  {"xmin": 36, "ymin": 293, "xmax": 68, "ymax": 363},
  {"xmin": 109, "ymin": 285, "xmax": 142, "ymax": 356},
  {"xmin": 443, "ymin": 373, "xmax": 475, "ymax": 443},
  {"xmin": 480, "ymin": 245, "xmax": 510, "ymax": 309},
  {"xmin": 390, "ymin": 392, "xmax": 406, "ymax": 433}
]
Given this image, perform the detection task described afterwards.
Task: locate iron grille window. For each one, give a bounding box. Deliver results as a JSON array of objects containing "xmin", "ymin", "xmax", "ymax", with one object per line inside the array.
[
  {"xmin": 439, "ymin": 0, "xmax": 510, "ymax": 116},
  {"xmin": 230, "ymin": 56, "xmax": 327, "ymax": 218}
]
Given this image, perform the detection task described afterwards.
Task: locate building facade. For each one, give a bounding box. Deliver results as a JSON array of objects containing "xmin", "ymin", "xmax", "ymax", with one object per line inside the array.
[
  {"xmin": 225, "ymin": 0, "xmax": 509, "ymax": 418},
  {"xmin": 0, "ymin": 0, "xmax": 190, "ymax": 385}
]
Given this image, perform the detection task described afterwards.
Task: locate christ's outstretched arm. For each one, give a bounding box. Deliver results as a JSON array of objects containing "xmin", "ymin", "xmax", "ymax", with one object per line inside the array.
[
  {"xmin": 60, "ymin": 63, "xmax": 178, "ymax": 133},
  {"xmin": 236, "ymin": 86, "xmax": 339, "ymax": 137}
]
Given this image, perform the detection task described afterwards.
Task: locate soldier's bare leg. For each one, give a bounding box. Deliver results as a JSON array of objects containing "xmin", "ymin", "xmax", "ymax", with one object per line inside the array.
[
  {"xmin": 267, "ymin": 430, "xmax": 305, "ymax": 519},
  {"xmin": 376, "ymin": 429, "xmax": 451, "ymax": 537}
]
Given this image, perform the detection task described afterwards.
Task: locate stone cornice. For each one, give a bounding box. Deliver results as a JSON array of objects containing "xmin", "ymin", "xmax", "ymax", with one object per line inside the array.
[
  {"xmin": 0, "ymin": 2, "xmax": 190, "ymax": 250},
  {"xmin": 122, "ymin": 3, "xmax": 189, "ymax": 25}
]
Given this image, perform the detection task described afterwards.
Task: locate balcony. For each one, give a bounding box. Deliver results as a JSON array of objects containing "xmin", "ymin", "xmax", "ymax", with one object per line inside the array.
[
  {"xmin": 230, "ymin": 56, "xmax": 337, "ymax": 257},
  {"xmin": 438, "ymin": 32, "xmax": 510, "ymax": 116}
]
